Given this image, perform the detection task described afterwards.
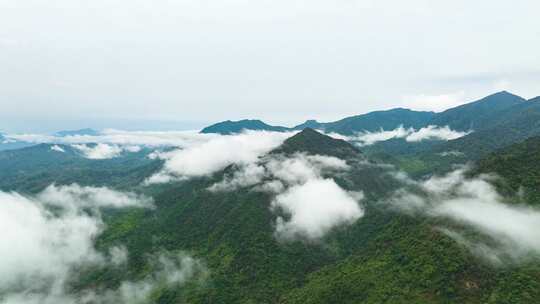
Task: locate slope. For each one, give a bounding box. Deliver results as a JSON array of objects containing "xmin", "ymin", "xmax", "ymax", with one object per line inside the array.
[
  {"xmin": 429, "ymin": 91, "xmax": 526, "ymax": 131},
  {"xmin": 436, "ymin": 96, "xmax": 540, "ymax": 159},
  {"xmin": 200, "ymin": 119, "xmax": 289, "ymax": 134}
]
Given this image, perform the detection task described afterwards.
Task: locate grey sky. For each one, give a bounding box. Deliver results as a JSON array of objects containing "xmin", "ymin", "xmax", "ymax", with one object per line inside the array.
[{"xmin": 1, "ymin": 0, "xmax": 539, "ymax": 132}]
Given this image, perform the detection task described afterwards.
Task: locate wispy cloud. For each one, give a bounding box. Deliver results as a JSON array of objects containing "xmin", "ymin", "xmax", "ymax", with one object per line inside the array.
[
  {"xmin": 0, "ymin": 184, "xmax": 154, "ymax": 303},
  {"xmin": 272, "ymin": 178, "xmax": 364, "ymax": 240},
  {"xmin": 209, "ymin": 152, "xmax": 363, "ymax": 240},
  {"xmin": 76, "ymin": 253, "xmax": 207, "ymax": 304},
  {"xmin": 72, "ymin": 143, "xmax": 124, "ymax": 159},
  {"xmin": 7, "ymin": 129, "xmax": 214, "ymax": 147},
  {"xmin": 386, "ymin": 168, "xmax": 540, "ymax": 264},
  {"xmin": 405, "ymin": 125, "xmax": 471, "ymax": 142},
  {"xmin": 145, "ymin": 131, "xmax": 294, "ymax": 184},
  {"xmin": 351, "ymin": 125, "xmax": 471, "ymax": 146},
  {"xmin": 50, "ymin": 145, "xmax": 65, "ymax": 153}
]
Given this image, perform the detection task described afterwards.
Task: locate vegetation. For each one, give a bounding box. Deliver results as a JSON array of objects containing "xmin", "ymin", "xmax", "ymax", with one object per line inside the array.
[{"xmin": 3, "ymin": 93, "xmax": 540, "ymax": 303}]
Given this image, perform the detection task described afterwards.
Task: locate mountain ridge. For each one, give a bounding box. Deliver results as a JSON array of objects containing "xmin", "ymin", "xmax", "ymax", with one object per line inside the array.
[{"xmin": 200, "ymin": 91, "xmax": 525, "ymax": 135}]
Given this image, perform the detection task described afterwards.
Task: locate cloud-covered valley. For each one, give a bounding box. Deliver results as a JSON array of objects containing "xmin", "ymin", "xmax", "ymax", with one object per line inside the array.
[
  {"xmin": 145, "ymin": 131, "xmax": 294, "ymax": 183},
  {"xmin": 0, "ymin": 185, "xmax": 205, "ymax": 304},
  {"xmin": 386, "ymin": 168, "xmax": 540, "ymax": 264},
  {"xmin": 209, "ymin": 152, "xmax": 364, "ymax": 240}
]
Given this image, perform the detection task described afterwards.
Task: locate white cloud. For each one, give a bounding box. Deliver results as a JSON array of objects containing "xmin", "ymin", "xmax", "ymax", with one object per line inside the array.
[
  {"xmin": 146, "ymin": 131, "xmax": 293, "ymax": 184},
  {"xmin": 7, "ymin": 129, "xmax": 214, "ymax": 148},
  {"xmin": 108, "ymin": 246, "xmax": 129, "ymax": 267},
  {"xmin": 351, "ymin": 125, "xmax": 470, "ymax": 146},
  {"xmin": 0, "ymin": 185, "xmax": 153, "ymax": 303},
  {"xmin": 387, "ymin": 169, "xmax": 540, "ymax": 264},
  {"xmin": 208, "ymin": 153, "xmax": 349, "ymax": 192},
  {"xmin": 72, "ymin": 143, "xmax": 124, "ymax": 159},
  {"xmin": 50, "ymin": 145, "xmax": 65, "ymax": 153},
  {"xmin": 438, "ymin": 150, "xmax": 465, "ymax": 157},
  {"xmin": 405, "ymin": 125, "xmax": 471, "ymax": 142},
  {"xmin": 37, "ymin": 184, "xmax": 154, "ymax": 210},
  {"xmin": 352, "ymin": 126, "xmax": 413, "ymax": 146},
  {"xmin": 272, "ymin": 179, "xmax": 364, "ymax": 240},
  {"xmin": 265, "ymin": 154, "xmax": 349, "ymax": 186},
  {"xmin": 208, "ymin": 162, "xmax": 267, "ymax": 192},
  {"xmin": 2, "ymin": 252, "xmax": 206, "ymax": 304},
  {"xmin": 124, "ymin": 145, "xmax": 141, "ymax": 153},
  {"xmin": 78, "ymin": 253, "xmax": 207, "ymax": 304},
  {"xmin": 209, "ymin": 152, "xmax": 362, "ymax": 240},
  {"xmin": 0, "ymin": 191, "xmax": 102, "ymax": 292},
  {"xmin": 69, "ymin": 143, "xmax": 142, "ymax": 159}
]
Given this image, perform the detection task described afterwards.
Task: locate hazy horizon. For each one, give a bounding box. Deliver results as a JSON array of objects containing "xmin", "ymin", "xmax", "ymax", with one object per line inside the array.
[
  {"xmin": 2, "ymin": 1, "xmax": 540, "ymax": 132},
  {"xmin": 2, "ymin": 89, "xmax": 537, "ymax": 134}
]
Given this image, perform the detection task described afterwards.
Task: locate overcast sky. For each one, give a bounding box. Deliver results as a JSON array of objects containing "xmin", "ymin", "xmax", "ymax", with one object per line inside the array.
[{"xmin": 1, "ymin": 0, "xmax": 539, "ymax": 132}]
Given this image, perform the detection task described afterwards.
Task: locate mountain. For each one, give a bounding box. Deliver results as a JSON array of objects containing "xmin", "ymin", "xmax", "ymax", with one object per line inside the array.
[
  {"xmin": 200, "ymin": 119, "xmax": 289, "ymax": 134},
  {"xmin": 90, "ymin": 130, "xmax": 403, "ymax": 303},
  {"xmin": 0, "ymin": 143, "xmax": 157, "ymax": 192},
  {"xmin": 201, "ymin": 92, "xmax": 528, "ymax": 138},
  {"xmin": 435, "ymin": 96, "xmax": 540, "ymax": 158},
  {"xmin": 92, "ymin": 130, "xmax": 540, "ymax": 303},
  {"xmin": 202, "ymin": 109, "xmax": 436, "ymax": 135},
  {"xmin": 429, "ymin": 91, "xmax": 526, "ymax": 131},
  {"xmin": 474, "ymin": 135, "xmax": 540, "ymax": 204},
  {"xmin": 292, "ymin": 119, "xmax": 325, "ymax": 130},
  {"xmin": 272, "ymin": 128, "xmax": 361, "ymax": 159},
  {"xmin": 54, "ymin": 128, "xmax": 100, "ymax": 137},
  {"xmin": 3, "ymin": 126, "xmax": 540, "ymax": 303},
  {"xmin": 322, "ymin": 108, "xmax": 435, "ymax": 135},
  {"xmin": 0, "ymin": 132, "xmax": 34, "ymax": 151}
]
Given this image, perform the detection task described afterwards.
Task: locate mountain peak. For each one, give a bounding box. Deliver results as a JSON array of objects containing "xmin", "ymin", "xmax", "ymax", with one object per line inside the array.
[
  {"xmin": 272, "ymin": 128, "xmax": 360, "ymax": 159},
  {"xmin": 292, "ymin": 119, "xmax": 324, "ymax": 130},
  {"xmin": 55, "ymin": 128, "xmax": 99, "ymax": 137},
  {"xmin": 487, "ymin": 90, "xmax": 524, "ymax": 100},
  {"xmin": 429, "ymin": 91, "xmax": 526, "ymax": 131},
  {"xmin": 200, "ymin": 119, "xmax": 288, "ymax": 134}
]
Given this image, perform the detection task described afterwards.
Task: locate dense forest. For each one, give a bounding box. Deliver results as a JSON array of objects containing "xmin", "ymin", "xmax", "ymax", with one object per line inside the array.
[{"xmin": 2, "ymin": 92, "xmax": 540, "ymax": 303}]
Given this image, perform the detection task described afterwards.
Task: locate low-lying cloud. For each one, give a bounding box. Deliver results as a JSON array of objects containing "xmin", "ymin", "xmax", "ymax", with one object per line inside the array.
[
  {"xmin": 0, "ymin": 185, "xmax": 158, "ymax": 303},
  {"xmin": 7, "ymin": 129, "xmax": 215, "ymax": 148},
  {"xmin": 405, "ymin": 125, "xmax": 471, "ymax": 142},
  {"xmin": 272, "ymin": 179, "xmax": 364, "ymax": 240},
  {"xmin": 209, "ymin": 152, "xmax": 363, "ymax": 240},
  {"xmin": 37, "ymin": 184, "xmax": 154, "ymax": 209},
  {"xmin": 76, "ymin": 253, "xmax": 207, "ymax": 304},
  {"xmin": 50, "ymin": 145, "xmax": 65, "ymax": 153},
  {"xmin": 72, "ymin": 143, "xmax": 125, "ymax": 159},
  {"xmin": 145, "ymin": 131, "xmax": 294, "ymax": 184},
  {"xmin": 3, "ymin": 252, "xmax": 206, "ymax": 304},
  {"xmin": 352, "ymin": 125, "xmax": 471, "ymax": 146},
  {"xmin": 387, "ymin": 168, "xmax": 540, "ymax": 264}
]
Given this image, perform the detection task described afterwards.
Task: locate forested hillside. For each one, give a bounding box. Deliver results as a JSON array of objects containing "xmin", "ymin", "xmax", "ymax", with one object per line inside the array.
[{"xmin": 1, "ymin": 129, "xmax": 535, "ymax": 303}]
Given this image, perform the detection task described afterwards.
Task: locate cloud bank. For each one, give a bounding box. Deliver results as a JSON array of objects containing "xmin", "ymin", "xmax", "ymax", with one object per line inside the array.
[
  {"xmin": 210, "ymin": 152, "xmax": 363, "ymax": 240},
  {"xmin": 352, "ymin": 125, "xmax": 471, "ymax": 146},
  {"xmin": 387, "ymin": 169, "xmax": 540, "ymax": 264},
  {"xmin": 72, "ymin": 143, "xmax": 125, "ymax": 159},
  {"xmin": 0, "ymin": 184, "xmax": 159, "ymax": 303},
  {"xmin": 272, "ymin": 179, "xmax": 364, "ymax": 240},
  {"xmin": 145, "ymin": 131, "xmax": 294, "ymax": 184},
  {"xmin": 75, "ymin": 253, "xmax": 207, "ymax": 304},
  {"xmin": 7, "ymin": 129, "xmax": 214, "ymax": 148}
]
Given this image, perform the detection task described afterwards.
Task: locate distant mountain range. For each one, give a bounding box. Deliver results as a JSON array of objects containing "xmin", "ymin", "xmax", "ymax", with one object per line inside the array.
[
  {"xmin": 201, "ymin": 91, "xmax": 531, "ymax": 135},
  {"xmin": 0, "ymin": 132, "xmax": 34, "ymax": 151},
  {"xmin": 3, "ymin": 117, "xmax": 540, "ymax": 302},
  {"xmin": 54, "ymin": 128, "xmax": 100, "ymax": 137},
  {"xmin": 201, "ymin": 91, "xmax": 540, "ymax": 159}
]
